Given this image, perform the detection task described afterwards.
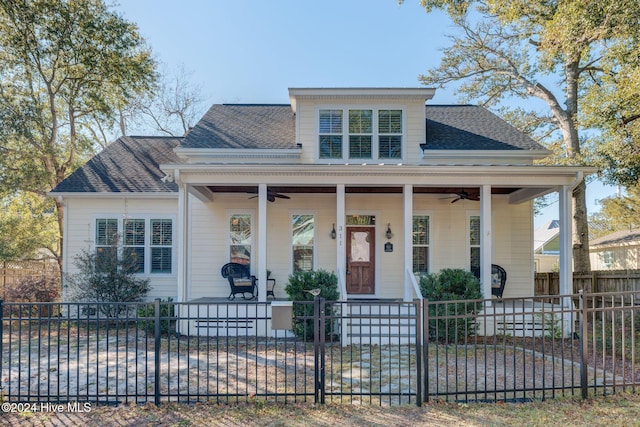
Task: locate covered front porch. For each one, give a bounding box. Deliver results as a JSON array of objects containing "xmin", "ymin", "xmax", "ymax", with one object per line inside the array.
[{"xmin": 163, "ymin": 164, "xmax": 588, "ymax": 306}]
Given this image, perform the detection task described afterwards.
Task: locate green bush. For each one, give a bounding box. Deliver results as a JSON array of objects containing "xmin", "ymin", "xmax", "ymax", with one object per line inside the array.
[
  {"xmin": 65, "ymin": 237, "xmax": 150, "ymax": 317},
  {"xmin": 137, "ymin": 298, "xmax": 176, "ymax": 336},
  {"xmin": 419, "ymin": 268, "xmax": 483, "ymax": 343},
  {"xmin": 285, "ymin": 269, "xmax": 339, "ymax": 340}
]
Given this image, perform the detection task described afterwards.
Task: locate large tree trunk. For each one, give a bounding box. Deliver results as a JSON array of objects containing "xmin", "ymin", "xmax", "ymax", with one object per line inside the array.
[{"xmin": 572, "ymin": 180, "xmax": 591, "ymax": 272}]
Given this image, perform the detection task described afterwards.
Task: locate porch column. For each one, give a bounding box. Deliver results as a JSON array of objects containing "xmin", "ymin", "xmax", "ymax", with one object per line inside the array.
[
  {"xmin": 480, "ymin": 185, "xmax": 492, "ymax": 300},
  {"xmin": 558, "ymin": 185, "xmax": 573, "ymax": 302},
  {"xmin": 257, "ymin": 183, "xmax": 267, "ymax": 302},
  {"xmin": 403, "ymin": 184, "xmax": 413, "ymax": 302},
  {"xmin": 176, "ymin": 173, "xmax": 188, "ymax": 303},
  {"xmin": 336, "ymin": 184, "xmax": 346, "ymax": 300}
]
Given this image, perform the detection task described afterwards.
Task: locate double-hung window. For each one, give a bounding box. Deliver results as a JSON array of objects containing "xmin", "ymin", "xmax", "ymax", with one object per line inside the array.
[
  {"xmin": 378, "ymin": 110, "xmax": 402, "ymax": 159},
  {"xmin": 349, "ymin": 109, "xmax": 373, "ymax": 159},
  {"xmin": 318, "ymin": 108, "xmax": 403, "ymax": 161},
  {"xmin": 469, "ymin": 215, "xmax": 481, "ymax": 278},
  {"xmin": 229, "ymin": 214, "xmax": 252, "ymax": 266},
  {"xmin": 151, "ymin": 219, "xmax": 173, "ymax": 273},
  {"xmin": 292, "ymin": 214, "xmax": 315, "ymax": 272},
  {"xmin": 412, "ymin": 215, "xmax": 430, "ymax": 275},
  {"xmin": 124, "ymin": 219, "xmax": 145, "ymax": 273},
  {"xmin": 319, "ymin": 109, "xmax": 343, "ymax": 159},
  {"xmin": 95, "ymin": 217, "xmax": 174, "ymax": 275},
  {"xmin": 95, "ymin": 219, "xmax": 118, "ymax": 272}
]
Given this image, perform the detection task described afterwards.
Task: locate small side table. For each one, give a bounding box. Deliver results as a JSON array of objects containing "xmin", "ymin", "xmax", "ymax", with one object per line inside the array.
[{"xmin": 266, "ymin": 278, "xmax": 276, "ymax": 298}]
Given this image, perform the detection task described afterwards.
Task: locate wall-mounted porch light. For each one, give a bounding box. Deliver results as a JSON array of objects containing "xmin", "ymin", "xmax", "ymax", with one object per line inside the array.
[
  {"xmin": 385, "ymin": 223, "xmax": 393, "ymax": 240},
  {"xmin": 330, "ymin": 224, "xmax": 336, "ymax": 239}
]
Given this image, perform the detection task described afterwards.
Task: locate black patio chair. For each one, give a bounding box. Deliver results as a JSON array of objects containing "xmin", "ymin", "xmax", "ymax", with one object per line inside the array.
[
  {"xmin": 491, "ymin": 264, "xmax": 507, "ymax": 299},
  {"xmin": 220, "ymin": 262, "xmax": 257, "ymax": 300}
]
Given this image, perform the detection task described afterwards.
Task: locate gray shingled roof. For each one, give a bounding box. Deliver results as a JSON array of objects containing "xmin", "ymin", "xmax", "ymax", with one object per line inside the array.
[
  {"xmin": 590, "ymin": 229, "xmax": 640, "ymax": 247},
  {"xmin": 180, "ymin": 104, "xmax": 297, "ymax": 149},
  {"xmin": 50, "ymin": 136, "xmax": 181, "ymax": 193},
  {"xmin": 424, "ymin": 105, "xmax": 546, "ymax": 151},
  {"xmin": 52, "ymin": 103, "xmax": 547, "ymax": 194}
]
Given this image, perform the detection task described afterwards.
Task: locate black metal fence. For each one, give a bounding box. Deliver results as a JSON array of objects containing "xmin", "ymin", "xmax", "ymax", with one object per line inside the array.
[
  {"xmin": 1, "ymin": 292, "xmax": 639, "ymax": 406},
  {"xmin": 0, "ymin": 299, "xmax": 421, "ymax": 406},
  {"xmin": 424, "ymin": 291, "xmax": 640, "ymax": 402}
]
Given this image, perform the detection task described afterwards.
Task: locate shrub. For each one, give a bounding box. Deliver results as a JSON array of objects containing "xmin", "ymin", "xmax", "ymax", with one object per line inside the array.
[
  {"xmin": 4, "ymin": 275, "xmax": 60, "ymax": 317},
  {"xmin": 419, "ymin": 268, "xmax": 483, "ymax": 343},
  {"xmin": 285, "ymin": 269, "xmax": 339, "ymax": 340},
  {"xmin": 65, "ymin": 238, "xmax": 150, "ymax": 317},
  {"xmin": 5, "ymin": 275, "xmax": 60, "ymax": 303},
  {"xmin": 137, "ymin": 298, "xmax": 176, "ymax": 336}
]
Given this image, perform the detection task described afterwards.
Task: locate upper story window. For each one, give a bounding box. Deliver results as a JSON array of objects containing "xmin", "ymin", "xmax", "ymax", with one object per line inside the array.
[
  {"xmin": 318, "ymin": 108, "xmax": 403, "ymax": 161},
  {"xmin": 319, "ymin": 109, "xmax": 343, "ymax": 159}
]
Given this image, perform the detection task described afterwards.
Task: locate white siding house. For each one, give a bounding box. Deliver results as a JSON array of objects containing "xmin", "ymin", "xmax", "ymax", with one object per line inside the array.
[{"xmin": 50, "ymin": 87, "xmax": 593, "ymax": 304}]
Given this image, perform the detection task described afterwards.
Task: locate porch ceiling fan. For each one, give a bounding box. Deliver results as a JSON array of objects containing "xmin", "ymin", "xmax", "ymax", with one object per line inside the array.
[
  {"xmin": 441, "ymin": 189, "xmax": 480, "ymax": 203},
  {"xmin": 247, "ymin": 188, "xmax": 291, "ymax": 202}
]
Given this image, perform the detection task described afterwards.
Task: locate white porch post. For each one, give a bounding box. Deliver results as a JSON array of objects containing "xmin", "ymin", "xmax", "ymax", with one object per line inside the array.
[
  {"xmin": 480, "ymin": 185, "xmax": 492, "ymax": 300},
  {"xmin": 403, "ymin": 184, "xmax": 413, "ymax": 302},
  {"xmin": 558, "ymin": 185, "xmax": 573, "ymax": 302},
  {"xmin": 176, "ymin": 173, "xmax": 188, "ymax": 303},
  {"xmin": 336, "ymin": 184, "xmax": 346, "ymax": 300},
  {"xmin": 257, "ymin": 183, "xmax": 267, "ymax": 302}
]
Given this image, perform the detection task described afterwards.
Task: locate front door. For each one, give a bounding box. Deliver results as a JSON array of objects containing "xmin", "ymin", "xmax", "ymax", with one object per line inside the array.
[{"xmin": 346, "ymin": 226, "xmax": 375, "ymax": 295}]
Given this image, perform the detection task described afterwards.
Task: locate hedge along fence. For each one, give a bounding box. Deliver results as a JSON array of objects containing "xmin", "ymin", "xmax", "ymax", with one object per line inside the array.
[
  {"xmin": 0, "ymin": 260, "xmax": 60, "ymax": 301},
  {"xmin": 535, "ymin": 270, "xmax": 640, "ymax": 296}
]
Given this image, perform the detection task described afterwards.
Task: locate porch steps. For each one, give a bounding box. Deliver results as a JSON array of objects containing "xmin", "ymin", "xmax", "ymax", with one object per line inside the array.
[{"xmin": 344, "ymin": 302, "xmax": 418, "ymax": 345}]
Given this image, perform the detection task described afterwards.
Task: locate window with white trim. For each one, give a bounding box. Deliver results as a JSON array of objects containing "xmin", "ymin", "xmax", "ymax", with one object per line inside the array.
[
  {"xmin": 378, "ymin": 109, "xmax": 402, "ymax": 159},
  {"xmin": 319, "ymin": 109, "xmax": 343, "ymax": 159},
  {"xmin": 95, "ymin": 219, "xmax": 118, "ymax": 272},
  {"xmin": 318, "ymin": 108, "xmax": 403, "ymax": 161},
  {"xmin": 601, "ymin": 250, "xmax": 614, "ymax": 269},
  {"xmin": 412, "ymin": 215, "xmax": 430, "ymax": 275},
  {"xmin": 95, "ymin": 217, "xmax": 174, "ymax": 274},
  {"xmin": 469, "ymin": 215, "xmax": 481, "ymax": 278},
  {"xmin": 151, "ymin": 219, "xmax": 173, "ymax": 273},
  {"xmin": 229, "ymin": 214, "xmax": 252, "ymax": 266},
  {"xmin": 292, "ymin": 214, "xmax": 315, "ymax": 272},
  {"xmin": 123, "ymin": 219, "xmax": 145, "ymax": 273}
]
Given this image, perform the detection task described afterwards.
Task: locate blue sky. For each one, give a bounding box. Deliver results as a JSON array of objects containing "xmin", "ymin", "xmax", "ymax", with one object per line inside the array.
[{"xmin": 115, "ymin": 0, "xmax": 617, "ymax": 225}]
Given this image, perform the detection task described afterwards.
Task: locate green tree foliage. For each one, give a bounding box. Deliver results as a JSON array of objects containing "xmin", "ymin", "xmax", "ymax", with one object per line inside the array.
[
  {"xmin": 0, "ymin": 0, "xmax": 156, "ymax": 267},
  {"xmin": 407, "ymin": 0, "xmax": 640, "ymax": 272},
  {"xmin": 589, "ymin": 185, "xmax": 640, "ymax": 239},
  {"xmin": 0, "ymin": 192, "xmax": 58, "ymax": 260}
]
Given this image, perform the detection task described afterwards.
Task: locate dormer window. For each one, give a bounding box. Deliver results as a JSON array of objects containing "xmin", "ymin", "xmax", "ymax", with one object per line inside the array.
[{"xmin": 318, "ymin": 108, "xmax": 403, "ymax": 161}]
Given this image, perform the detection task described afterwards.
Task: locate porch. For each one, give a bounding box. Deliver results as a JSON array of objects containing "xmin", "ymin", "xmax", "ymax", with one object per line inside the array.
[
  {"xmin": 181, "ymin": 295, "xmax": 572, "ymax": 343},
  {"xmin": 172, "ymin": 166, "xmax": 588, "ymax": 305}
]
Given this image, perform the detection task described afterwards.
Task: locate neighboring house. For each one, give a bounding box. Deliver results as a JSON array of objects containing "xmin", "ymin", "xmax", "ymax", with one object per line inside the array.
[
  {"xmin": 534, "ymin": 220, "xmax": 560, "ymax": 272},
  {"xmin": 50, "ymin": 87, "xmax": 593, "ymax": 305},
  {"xmin": 590, "ymin": 229, "xmax": 640, "ymax": 270}
]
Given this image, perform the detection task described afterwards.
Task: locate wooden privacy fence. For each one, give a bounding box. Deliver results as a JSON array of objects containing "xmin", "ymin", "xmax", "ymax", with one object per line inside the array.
[
  {"xmin": 535, "ymin": 270, "xmax": 640, "ymax": 295},
  {"xmin": 0, "ymin": 260, "xmax": 60, "ymax": 300}
]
